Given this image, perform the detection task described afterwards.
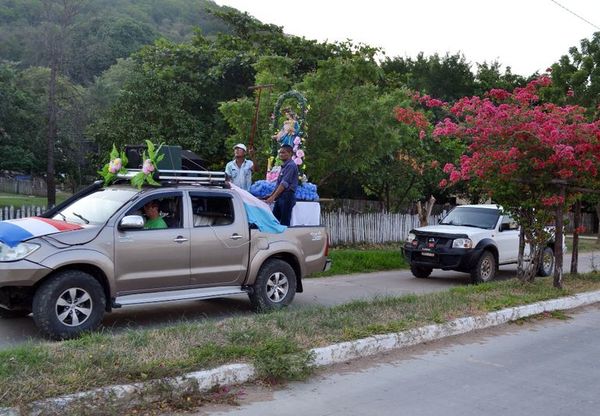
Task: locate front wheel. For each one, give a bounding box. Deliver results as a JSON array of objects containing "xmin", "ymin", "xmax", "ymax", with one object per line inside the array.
[
  {"xmin": 471, "ymin": 251, "xmax": 496, "ymax": 284},
  {"xmin": 537, "ymin": 246, "xmax": 555, "ymax": 277},
  {"xmin": 249, "ymin": 259, "xmax": 297, "ymax": 311},
  {"xmin": 411, "ymin": 264, "xmax": 433, "ymax": 279},
  {"xmin": 32, "ymin": 270, "xmax": 106, "ymax": 340}
]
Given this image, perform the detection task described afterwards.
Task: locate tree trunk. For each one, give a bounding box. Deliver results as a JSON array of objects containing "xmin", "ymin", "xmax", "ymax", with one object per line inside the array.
[
  {"xmin": 553, "ymin": 186, "xmax": 565, "ymax": 289},
  {"xmin": 417, "ymin": 195, "xmax": 436, "ymax": 227},
  {"xmin": 570, "ymin": 200, "xmax": 581, "ymax": 275},
  {"xmin": 517, "ymin": 227, "xmax": 526, "ymax": 282},
  {"xmin": 596, "ymin": 202, "xmax": 600, "ymax": 245},
  {"xmin": 46, "ymin": 61, "xmax": 57, "ymax": 207}
]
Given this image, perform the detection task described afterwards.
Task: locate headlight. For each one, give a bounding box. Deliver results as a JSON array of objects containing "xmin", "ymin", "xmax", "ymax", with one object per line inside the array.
[
  {"xmin": 0, "ymin": 242, "xmax": 40, "ymax": 261},
  {"xmin": 406, "ymin": 233, "xmax": 416, "ymax": 243},
  {"xmin": 452, "ymin": 238, "xmax": 473, "ymax": 249}
]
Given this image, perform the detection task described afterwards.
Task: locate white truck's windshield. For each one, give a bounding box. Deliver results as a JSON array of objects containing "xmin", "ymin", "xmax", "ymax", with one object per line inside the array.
[
  {"xmin": 52, "ymin": 188, "xmax": 138, "ymax": 225},
  {"xmin": 439, "ymin": 207, "xmax": 500, "ymax": 230}
]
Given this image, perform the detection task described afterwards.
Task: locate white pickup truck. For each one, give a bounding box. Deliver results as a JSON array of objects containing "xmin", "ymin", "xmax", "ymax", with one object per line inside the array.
[{"xmin": 402, "ymin": 205, "xmax": 557, "ymax": 283}]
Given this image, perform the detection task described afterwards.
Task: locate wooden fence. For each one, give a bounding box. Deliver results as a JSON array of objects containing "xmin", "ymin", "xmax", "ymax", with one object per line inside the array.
[
  {"xmin": 321, "ymin": 211, "xmax": 444, "ymax": 245},
  {"xmin": 0, "ymin": 205, "xmax": 595, "ymax": 246},
  {"xmin": 0, "ymin": 177, "xmax": 47, "ymax": 197},
  {"xmin": 0, "ymin": 206, "xmax": 47, "ymax": 221}
]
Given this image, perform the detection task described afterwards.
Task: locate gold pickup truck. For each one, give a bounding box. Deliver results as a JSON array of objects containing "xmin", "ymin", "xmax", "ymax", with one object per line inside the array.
[{"xmin": 0, "ymin": 173, "xmax": 330, "ymax": 339}]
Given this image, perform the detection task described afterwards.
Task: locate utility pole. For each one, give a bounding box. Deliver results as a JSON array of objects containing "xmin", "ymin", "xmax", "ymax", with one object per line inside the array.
[{"xmin": 247, "ymin": 84, "xmax": 273, "ymax": 169}]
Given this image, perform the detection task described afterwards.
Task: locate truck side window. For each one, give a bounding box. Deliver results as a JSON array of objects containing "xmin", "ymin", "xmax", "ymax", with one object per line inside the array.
[
  {"xmin": 191, "ymin": 195, "xmax": 234, "ymax": 227},
  {"xmin": 500, "ymin": 215, "xmax": 518, "ymax": 231}
]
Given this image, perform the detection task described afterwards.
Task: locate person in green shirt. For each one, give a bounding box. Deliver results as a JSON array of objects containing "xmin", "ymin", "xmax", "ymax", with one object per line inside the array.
[{"xmin": 143, "ymin": 200, "xmax": 168, "ymax": 229}]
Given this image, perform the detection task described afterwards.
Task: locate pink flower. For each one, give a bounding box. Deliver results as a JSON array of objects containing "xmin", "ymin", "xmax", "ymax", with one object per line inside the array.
[
  {"xmin": 567, "ymin": 88, "xmax": 574, "ymax": 97},
  {"xmin": 295, "ymin": 149, "xmax": 305, "ymax": 158},
  {"xmin": 430, "ymin": 160, "xmax": 439, "ymax": 169},
  {"xmin": 438, "ymin": 179, "xmax": 448, "ymax": 188},
  {"xmin": 449, "ymin": 170, "xmax": 461, "ymax": 183},
  {"xmin": 443, "ymin": 163, "xmax": 455, "ymax": 174},
  {"xmin": 142, "ymin": 159, "xmax": 155, "ymax": 175},
  {"xmin": 419, "ymin": 130, "xmax": 426, "ymax": 140},
  {"xmin": 293, "ymin": 136, "xmax": 301, "ymax": 145},
  {"xmin": 108, "ymin": 158, "xmax": 122, "ymax": 174},
  {"xmin": 294, "ymin": 157, "xmax": 303, "ymax": 165}
]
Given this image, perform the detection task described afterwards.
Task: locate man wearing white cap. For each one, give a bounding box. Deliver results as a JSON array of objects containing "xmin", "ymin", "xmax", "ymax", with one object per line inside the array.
[{"xmin": 225, "ymin": 143, "xmax": 254, "ymax": 190}]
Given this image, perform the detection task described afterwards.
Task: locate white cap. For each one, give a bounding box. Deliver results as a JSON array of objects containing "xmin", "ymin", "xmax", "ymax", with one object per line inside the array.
[{"xmin": 233, "ymin": 143, "xmax": 247, "ymax": 151}]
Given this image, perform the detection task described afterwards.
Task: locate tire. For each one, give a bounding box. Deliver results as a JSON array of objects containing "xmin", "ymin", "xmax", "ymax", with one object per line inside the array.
[
  {"xmin": 0, "ymin": 308, "xmax": 30, "ymax": 319},
  {"xmin": 32, "ymin": 270, "xmax": 106, "ymax": 340},
  {"xmin": 471, "ymin": 251, "xmax": 496, "ymax": 284},
  {"xmin": 249, "ymin": 259, "xmax": 297, "ymax": 311},
  {"xmin": 537, "ymin": 246, "xmax": 555, "ymax": 277},
  {"xmin": 411, "ymin": 264, "xmax": 433, "ymax": 279}
]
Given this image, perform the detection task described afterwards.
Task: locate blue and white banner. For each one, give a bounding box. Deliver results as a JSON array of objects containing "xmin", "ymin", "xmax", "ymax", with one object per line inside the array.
[{"xmin": 230, "ymin": 183, "xmax": 286, "ymax": 234}]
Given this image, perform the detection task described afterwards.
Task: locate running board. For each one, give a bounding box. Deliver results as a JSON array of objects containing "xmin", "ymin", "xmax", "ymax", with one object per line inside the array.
[{"xmin": 114, "ymin": 286, "xmax": 248, "ymax": 307}]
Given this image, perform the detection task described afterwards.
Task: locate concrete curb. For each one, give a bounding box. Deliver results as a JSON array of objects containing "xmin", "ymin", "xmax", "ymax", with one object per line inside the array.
[{"xmin": 2, "ymin": 290, "xmax": 599, "ymax": 415}]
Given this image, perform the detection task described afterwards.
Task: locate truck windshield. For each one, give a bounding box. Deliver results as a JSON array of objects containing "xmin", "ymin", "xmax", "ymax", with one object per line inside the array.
[
  {"xmin": 440, "ymin": 207, "xmax": 500, "ymax": 230},
  {"xmin": 52, "ymin": 188, "xmax": 138, "ymax": 225}
]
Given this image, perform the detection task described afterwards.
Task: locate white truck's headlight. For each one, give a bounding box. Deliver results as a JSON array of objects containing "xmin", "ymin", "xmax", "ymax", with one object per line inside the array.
[
  {"xmin": 0, "ymin": 242, "xmax": 40, "ymax": 261},
  {"xmin": 407, "ymin": 233, "xmax": 416, "ymax": 243},
  {"xmin": 452, "ymin": 238, "xmax": 473, "ymax": 249}
]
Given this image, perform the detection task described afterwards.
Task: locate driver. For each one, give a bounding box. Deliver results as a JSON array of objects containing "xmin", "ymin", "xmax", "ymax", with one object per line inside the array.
[{"xmin": 143, "ymin": 200, "xmax": 167, "ymax": 229}]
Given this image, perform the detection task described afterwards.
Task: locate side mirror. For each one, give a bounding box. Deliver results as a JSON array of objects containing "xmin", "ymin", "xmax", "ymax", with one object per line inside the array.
[
  {"xmin": 119, "ymin": 215, "xmax": 145, "ymax": 230},
  {"xmin": 499, "ymin": 223, "xmax": 510, "ymax": 232}
]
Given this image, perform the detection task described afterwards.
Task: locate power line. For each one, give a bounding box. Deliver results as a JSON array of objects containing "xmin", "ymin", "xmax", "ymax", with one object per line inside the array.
[{"xmin": 549, "ymin": 0, "xmax": 600, "ymax": 31}]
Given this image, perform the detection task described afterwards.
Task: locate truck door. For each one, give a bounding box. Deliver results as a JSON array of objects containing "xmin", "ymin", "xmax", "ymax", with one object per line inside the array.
[
  {"xmin": 114, "ymin": 192, "xmax": 191, "ymax": 293},
  {"xmin": 496, "ymin": 214, "xmax": 519, "ymax": 264},
  {"xmin": 188, "ymin": 192, "xmax": 250, "ymax": 286}
]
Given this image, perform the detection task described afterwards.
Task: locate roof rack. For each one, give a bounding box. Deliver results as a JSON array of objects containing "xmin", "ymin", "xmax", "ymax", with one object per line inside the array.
[{"xmin": 116, "ymin": 169, "xmax": 227, "ymax": 187}]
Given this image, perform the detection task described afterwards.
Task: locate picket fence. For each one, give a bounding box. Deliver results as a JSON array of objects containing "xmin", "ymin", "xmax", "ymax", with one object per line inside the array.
[
  {"xmin": 322, "ymin": 211, "xmax": 443, "ymax": 245},
  {"xmin": 0, "ymin": 205, "xmax": 47, "ymax": 221},
  {"xmin": 0, "ymin": 205, "xmax": 595, "ymax": 246}
]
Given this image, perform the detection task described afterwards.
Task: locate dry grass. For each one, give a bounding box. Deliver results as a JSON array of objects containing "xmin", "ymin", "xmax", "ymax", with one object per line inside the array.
[{"xmin": 1, "ymin": 272, "xmax": 599, "ymax": 409}]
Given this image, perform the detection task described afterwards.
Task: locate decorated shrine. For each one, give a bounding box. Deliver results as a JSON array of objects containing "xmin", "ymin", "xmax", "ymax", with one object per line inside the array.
[{"xmin": 249, "ymin": 90, "xmax": 319, "ymax": 202}]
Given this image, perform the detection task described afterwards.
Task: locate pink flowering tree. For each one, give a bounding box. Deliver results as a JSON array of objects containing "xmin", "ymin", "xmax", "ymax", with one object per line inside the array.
[{"xmin": 423, "ymin": 75, "xmax": 600, "ymax": 287}]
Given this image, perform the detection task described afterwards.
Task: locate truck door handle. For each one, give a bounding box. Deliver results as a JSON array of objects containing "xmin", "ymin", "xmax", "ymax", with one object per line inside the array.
[
  {"xmin": 230, "ymin": 234, "xmax": 243, "ymax": 240},
  {"xmin": 173, "ymin": 236, "xmax": 188, "ymax": 243}
]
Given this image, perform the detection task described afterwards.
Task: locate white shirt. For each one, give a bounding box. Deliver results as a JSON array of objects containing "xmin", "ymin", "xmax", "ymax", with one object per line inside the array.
[{"xmin": 225, "ymin": 159, "xmax": 254, "ymax": 191}]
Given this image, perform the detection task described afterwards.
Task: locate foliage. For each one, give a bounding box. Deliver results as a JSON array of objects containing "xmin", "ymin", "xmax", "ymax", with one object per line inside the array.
[
  {"xmin": 428, "ymin": 75, "xmax": 600, "ymax": 281},
  {"xmin": 98, "ymin": 144, "xmax": 128, "ymax": 186},
  {"xmin": 0, "ymin": 0, "xmax": 232, "ymax": 84},
  {"xmin": 130, "ymin": 140, "xmax": 163, "ymax": 188}
]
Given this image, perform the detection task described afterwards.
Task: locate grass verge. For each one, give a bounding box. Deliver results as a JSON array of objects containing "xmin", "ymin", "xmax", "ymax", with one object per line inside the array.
[
  {"xmin": 312, "ymin": 244, "xmax": 407, "ymax": 277},
  {"xmin": 565, "ymin": 236, "xmax": 600, "ymax": 253},
  {"xmin": 1, "ymin": 272, "xmax": 599, "ymax": 409},
  {"xmin": 0, "ymin": 192, "xmax": 69, "ymax": 208}
]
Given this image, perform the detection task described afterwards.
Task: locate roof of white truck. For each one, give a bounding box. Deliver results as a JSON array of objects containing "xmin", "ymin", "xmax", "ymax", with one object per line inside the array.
[{"xmin": 456, "ymin": 204, "xmax": 502, "ymax": 210}]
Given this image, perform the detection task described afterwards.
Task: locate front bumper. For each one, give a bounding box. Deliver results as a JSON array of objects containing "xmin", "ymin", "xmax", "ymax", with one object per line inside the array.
[
  {"xmin": 403, "ymin": 244, "xmax": 483, "ymax": 271},
  {"xmin": 0, "ymin": 259, "xmax": 52, "ymax": 287}
]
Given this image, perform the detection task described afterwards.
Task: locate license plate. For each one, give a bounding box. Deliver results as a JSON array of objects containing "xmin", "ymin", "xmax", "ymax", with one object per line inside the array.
[{"xmin": 422, "ymin": 252, "xmax": 435, "ymax": 257}]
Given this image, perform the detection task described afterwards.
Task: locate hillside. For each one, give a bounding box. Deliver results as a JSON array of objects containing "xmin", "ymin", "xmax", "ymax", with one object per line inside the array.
[{"xmin": 0, "ymin": 0, "xmax": 234, "ymax": 84}]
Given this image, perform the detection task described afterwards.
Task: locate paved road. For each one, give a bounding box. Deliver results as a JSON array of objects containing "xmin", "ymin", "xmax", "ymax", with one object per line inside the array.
[
  {"xmin": 200, "ymin": 304, "xmax": 600, "ymax": 416},
  {"xmin": 0, "ymin": 252, "xmax": 598, "ymax": 348}
]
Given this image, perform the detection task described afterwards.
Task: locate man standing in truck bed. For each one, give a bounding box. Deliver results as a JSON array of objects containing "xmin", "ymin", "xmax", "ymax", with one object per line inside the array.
[{"xmin": 266, "ymin": 145, "xmax": 298, "ymax": 226}]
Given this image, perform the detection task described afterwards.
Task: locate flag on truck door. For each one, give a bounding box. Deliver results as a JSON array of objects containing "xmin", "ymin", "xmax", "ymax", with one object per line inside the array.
[{"xmin": 230, "ymin": 184, "xmax": 286, "ymax": 234}]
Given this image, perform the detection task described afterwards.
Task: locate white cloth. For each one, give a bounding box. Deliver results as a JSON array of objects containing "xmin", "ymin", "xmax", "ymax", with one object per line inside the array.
[{"xmin": 290, "ymin": 201, "xmax": 321, "ymax": 226}]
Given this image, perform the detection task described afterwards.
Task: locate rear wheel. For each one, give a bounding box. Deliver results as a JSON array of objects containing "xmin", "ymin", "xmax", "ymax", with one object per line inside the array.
[
  {"xmin": 471, "ymin": 251, "xmax": 496, "ymax": 284},
  {"xmin": 249, "ymin": 259, "xmax": 297, "ymax": 311},
  {"xmin": 32, "ymin": 270, "xmax": 106, "ymax": 340},
  {"xmin": 537, "ymin": 246, "xmax": 555, "ymax": 277},
  {"xmin": 411, "ymin": 264, "xmax": 433, "ymax": 279}
]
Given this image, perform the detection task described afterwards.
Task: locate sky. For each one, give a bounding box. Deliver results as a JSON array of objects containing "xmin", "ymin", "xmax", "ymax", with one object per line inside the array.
[{"xmin": 213, "ymin": 0, "xmax": 600, "ymax": 76}]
